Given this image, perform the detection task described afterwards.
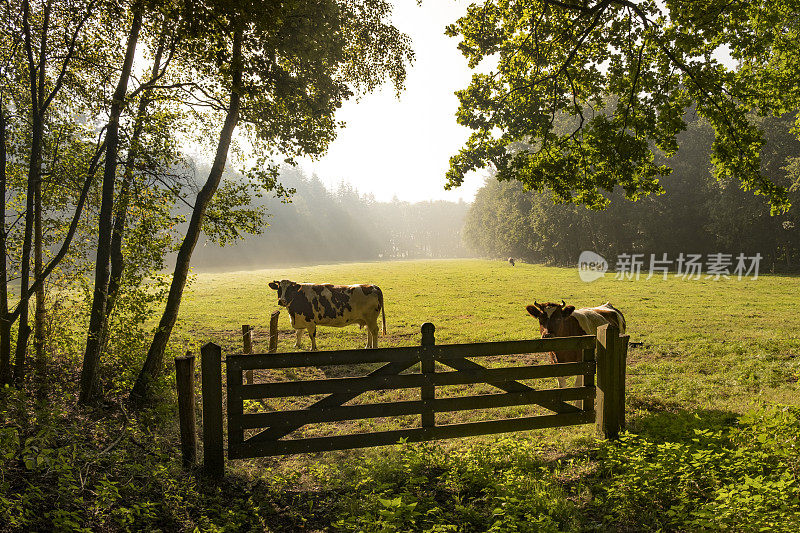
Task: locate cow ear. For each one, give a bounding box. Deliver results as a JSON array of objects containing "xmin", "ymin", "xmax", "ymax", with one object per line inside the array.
[
  {"xmin": 562, "ymin": 305, "xmax": 575, "ymax": 317},
  {"xmin": 526, "ymin": 305, "xmax": 541, "ymax": 318},
  {"xmin": 268, "ymin": 281, "xmax": 278, "ymax": 290}
]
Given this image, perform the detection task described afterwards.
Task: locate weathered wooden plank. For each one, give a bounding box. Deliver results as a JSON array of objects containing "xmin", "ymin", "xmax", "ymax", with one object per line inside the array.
[
  {"xmin": 239, "ymin": 361, "xmax": 595, "ymax": 399},
  {"xmin": 578, "ymin": 346, "xmax": 596, "ymax": 411},
  {"xmin": 227, "ymin": 336, "xmax": 595, "ymax": 370},
  {"xmin": 200, "ymin": 343, "xmax": 224, "ymax": 476},
  {"xmin": 596, "ymin": 325, "xmax": 623, "ymax": 439},
  {"xmin": 242, "ymin": 324, "xmax": 254, "ymax": 385},
  {"xmin": 618, "ymin": 335, "xmax": 629, "ymax": 430},
  {"xmin": 229, "ymin": 345, "xmax": 422, "ymax": 370},
  {"xmin": 268, "ymin": 310, "xmax": 280, "ymax": 353},
  {"xmin": 246, "ymin": 359, "xmax": 418, "ymax": 442},
  {"xmin": 426, "ymin": 356, "xmax": 584, "ymax": 415},
  {"xmin": 234, "ymin": 386, "xmax": 595, "ymax": 429},
  {"xmin": 420, "ymin": 323, "xmax": 436, "ymax": 428},
  {"xmin": 226, "ymin": 355, "xmax": 244, "ymax": 459},
  {"xmin": 232, "ymin": 411, "xmax": 595, "ymax": 458},
  {"xmin": 435, "ymin": 336, "xmax": 596, "ymax": 360},
  {"xmin": 242, "ymin": 324, "xmax": 253, "ymax": 354},
  {"xmin": 174, "ymin": 353, "xmax": 197, "ymax": 468}
]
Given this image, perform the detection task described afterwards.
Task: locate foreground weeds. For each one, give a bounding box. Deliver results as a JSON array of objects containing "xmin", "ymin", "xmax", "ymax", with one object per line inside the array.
[{"xmin": 1, "ymin": 377, "xmax": 798, "ymax": 532}]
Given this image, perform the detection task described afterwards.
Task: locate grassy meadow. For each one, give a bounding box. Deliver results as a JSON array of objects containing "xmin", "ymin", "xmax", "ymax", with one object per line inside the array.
[
  {"xmin": 162, "ymin": 258, "xmax": 800, "ymax": 531},
  {"xmin": 177, "ymin": 258, "xmax": 800, "ymax": 413},
  {"xmin": 4, "ymin": 259, "xmax": 799, "ymax": 532}
]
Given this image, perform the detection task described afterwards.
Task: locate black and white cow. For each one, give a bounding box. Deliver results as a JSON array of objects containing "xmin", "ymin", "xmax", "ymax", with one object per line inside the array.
[{"xmin": 268, "ymin": 280, "xmax": 386, "ymax": 351}]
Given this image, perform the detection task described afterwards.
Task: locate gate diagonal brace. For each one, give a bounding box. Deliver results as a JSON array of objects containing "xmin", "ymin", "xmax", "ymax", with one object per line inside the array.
[
  {"xmin": 436, "ymin": 356, "xmax": 581, "ymax": 415},
  {"xmin": 246, "ymin": 358, "xmax": 417, "ymax": 443},
  {"xmin": 245, "ymin": 355, "xmax": 581, "ymax": 444}
]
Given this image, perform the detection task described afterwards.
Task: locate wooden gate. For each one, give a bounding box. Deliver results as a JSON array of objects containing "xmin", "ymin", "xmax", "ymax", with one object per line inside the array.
[{"xmin": 199, "ymin": 323, "xmax": 628, "ymax": 476}]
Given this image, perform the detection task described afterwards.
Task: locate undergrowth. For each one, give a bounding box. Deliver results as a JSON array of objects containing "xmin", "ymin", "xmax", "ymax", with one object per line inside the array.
[
  {"xmin": 1, "ymin": 378, "xmax": 798, "ymax": 532},
  {"xmin": 2, "ymin": 261, "xmax": 799, "ymax": 531}
]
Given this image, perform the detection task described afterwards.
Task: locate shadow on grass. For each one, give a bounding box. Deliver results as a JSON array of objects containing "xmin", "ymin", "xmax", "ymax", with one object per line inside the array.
[
  {"xmin": 626, "ymin": 396, "xmax": 739, "ymax": 443},
  {"xmin": 181, "ymin": 400, "xmax": 748, "ymax": 531}
]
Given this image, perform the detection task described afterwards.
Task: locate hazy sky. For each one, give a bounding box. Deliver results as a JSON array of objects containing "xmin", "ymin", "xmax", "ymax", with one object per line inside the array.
[{"xmin": 298, "ymin": 0, "xmax": 486, "ymax": 203}]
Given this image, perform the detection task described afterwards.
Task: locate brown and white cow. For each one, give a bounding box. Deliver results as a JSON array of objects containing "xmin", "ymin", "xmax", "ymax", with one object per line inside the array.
[
  {"xmin": 268, "ymin": 280, "xmax": 386, "ymax": 351},
  {"xmin": 526, "ymin": 300, "xmax": 626, "ymax": 388}
]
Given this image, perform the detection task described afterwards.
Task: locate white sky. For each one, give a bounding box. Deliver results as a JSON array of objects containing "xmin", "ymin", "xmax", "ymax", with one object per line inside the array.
[{"xmin": 298, "ymin": 0, "xmax": 486, "ymax": 203}]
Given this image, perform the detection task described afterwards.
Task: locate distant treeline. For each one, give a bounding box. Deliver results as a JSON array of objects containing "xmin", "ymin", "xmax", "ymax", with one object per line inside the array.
[
  {"xmin": 191, "ymin": 167, "xmax": 472, "ymax": 269},
  {"xmin": 465, "ymin": 114, "xmax": 800, "ymax": 271}
]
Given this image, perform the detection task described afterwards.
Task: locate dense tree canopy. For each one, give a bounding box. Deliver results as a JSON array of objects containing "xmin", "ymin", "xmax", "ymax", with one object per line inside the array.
[
  {"xmin": 464, "ymin": 114, "xmax": 800, "ymax": 269},
  {"xmin": 445, "ymin": 0, "xmax": 800, "ymax": 213},
  {"xmin": 0, "ymin": 0, "xmax": 415, "ymax": 398}
]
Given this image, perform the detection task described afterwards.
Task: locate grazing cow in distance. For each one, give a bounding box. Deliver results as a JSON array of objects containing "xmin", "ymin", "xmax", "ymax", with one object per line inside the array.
[
  {"xmin": 508, "ymin": 257, "xmax": 516, "ymax": 266},
  {"xmin": 526, "ymin": 300, "xmax": 626, "ymax": 388},
  {"xmin": 268, "ymin": 280, "xmax": 386, "ymax": 351}
]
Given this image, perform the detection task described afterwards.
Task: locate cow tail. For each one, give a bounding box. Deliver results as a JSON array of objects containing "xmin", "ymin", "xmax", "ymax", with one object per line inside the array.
[
  {"xmin": 379, "ymin": 287, "xmax": 386, "ymax": 335},
  {"xmin": 605, "ymin": 302, "xmax": 627, "ymax": 333}
]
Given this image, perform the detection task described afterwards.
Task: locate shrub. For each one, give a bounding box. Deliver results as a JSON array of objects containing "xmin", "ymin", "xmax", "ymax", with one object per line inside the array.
[{"xmin": 595, "ymin": 406, "xmax": 800, "ymax": 531}]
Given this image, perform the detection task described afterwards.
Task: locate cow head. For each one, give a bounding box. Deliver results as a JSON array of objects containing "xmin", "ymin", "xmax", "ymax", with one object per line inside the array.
[
  {"xmin": 268, "ymin": 279, "xmax": 298, "ymax": 307},
  {"xmin": 525, "ymin": 300, "xmax": 576, "ymax": 338}
]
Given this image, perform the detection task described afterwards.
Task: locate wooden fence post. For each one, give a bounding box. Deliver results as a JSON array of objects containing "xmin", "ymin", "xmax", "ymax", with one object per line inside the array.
[
  {"xmin": 618, "ymin": 335, "xmax": 629, "ymax": 430},
  {"xmin": 242, "ymin": 325, "xmax": 254, "ymax": 385},
  {"xmin": 579, "ymin": 343, "xmax": 595, "ymax": 412},
  {"xmin": 420, "ymin": 322, "xmax": 436, "ymax": 429},
  {"xmin": 175, "ymin": 352, "xmax": 197, "ymax": 468},
  {"xmin": 201, "ymin": 342, "xmax": 224, "ymax": 477},
  {"xmin": 595, "ymin": 324, "xmax": 625, "ymax": 439},
  {"xmin": 269, "ymin": 310, "xmax": 280, "ymax": 353}
]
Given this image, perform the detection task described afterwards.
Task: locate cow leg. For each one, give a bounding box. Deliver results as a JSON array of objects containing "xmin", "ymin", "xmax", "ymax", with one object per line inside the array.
[
  {"xmin": 557, "ymin": 375, "xmax": 567, "ymax": 389},
  {"xmin": 295, "ymin": 328, "xmax": 304, "ymax": 349},
  {"xmin": 365, "ymin": 318, "xmax": 379, "ymax": 348},
  {"xmin": 573, "ymin": 374, "xmax": 584, "ymax": 408},
  {"xmin": 364, "ymin": 326, "xmax": 372, "ymax": 349},
  {"xmin": 368, "ymin": 324, "xmax": 379, "ymax": 349},
  {"xmin": 308, "ymin": 325, "xmax": 317, "ymax": 351}
]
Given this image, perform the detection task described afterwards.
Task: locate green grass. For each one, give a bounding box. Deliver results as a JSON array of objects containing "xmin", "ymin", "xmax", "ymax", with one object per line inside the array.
[
  {"xmin": 165, "ymin": 259, "xmax": 800, "ymax": 531},
  {"xmin": 3, "ymin": 259, "xmax": 799, "ymax": 532},
  {"xmin": 177, "ymin": 258, "xmax": 800, "ymax": 414}
]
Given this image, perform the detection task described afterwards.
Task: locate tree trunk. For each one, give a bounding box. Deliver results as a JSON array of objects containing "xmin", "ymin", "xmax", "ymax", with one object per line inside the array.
[
  {"xmin": 0, "ymin": 98, "xmax": 10, "ymax": 385},
  {"xmin": 79, "ymin": 6, "xmax": 142, "ymax": 404},
  {"xmin": 34, "ymin": 159, "xmax": 45, "ymax": 385},
  {"xmin": 131, "ymin": 26, "xmax": 243, "ymax": 403},
  {"xmin": 105, "ymin": 28, "xmax": 167, "ymax": 327},
  {"xmin": 5, "ymin": 0, "xmax": 100, "ymax": 386},
  {"xmin": 14, "ymin": 114, "xmax": 42, "ymax": 386},
  {"xmin": 14, "ymin": 0, "xmax": 51, "ymax": 385}
]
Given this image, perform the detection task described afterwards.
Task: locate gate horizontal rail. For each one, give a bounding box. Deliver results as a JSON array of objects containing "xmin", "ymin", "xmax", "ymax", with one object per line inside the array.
[
  {"xmin": 239, "ymin": 386, "xmax": 594, "ymax": 428},
  {"xmin": 235, "ymin": 361, "xmax": 595, "ymax": 399},
  {"xmin": 232, "ymin": 335, "xmax": 597, "ymax": 370},
  {"xmin": 198, "ymin": 323, "xmax": 627, "ymax": 475},
  {"xmin": 235, "ymin": 411, "xmax": 595, "ymax": 458}
]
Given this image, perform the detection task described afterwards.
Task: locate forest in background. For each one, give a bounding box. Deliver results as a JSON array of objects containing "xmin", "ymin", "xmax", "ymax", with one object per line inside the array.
[
  {"xmin": 190, "ymin": 166, "xmax": 472, "ymax": 270},
  {"xmin": 464, "ymin": 114, "xmax": 800, "ymax": 271}
]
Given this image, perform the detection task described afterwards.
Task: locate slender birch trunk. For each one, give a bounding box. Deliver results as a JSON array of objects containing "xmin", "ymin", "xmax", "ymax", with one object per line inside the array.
[
  {"xmin": 79, "ymin": 5, "xmax": 143, "ymax": 404},
  {"xmin": 0, "ymin": 97, "xmax": 10, "ymax": 385},
  {"xmin": 14, "ymin": 0, "xmax": 52, "ymax": 384},
  {"xmin": 105, "ymin": 29, "xmax": 167, "ymax": 328},
  {"xmin": 131, "ymin": 26, "xmax": 243, "ymax": 402}
]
